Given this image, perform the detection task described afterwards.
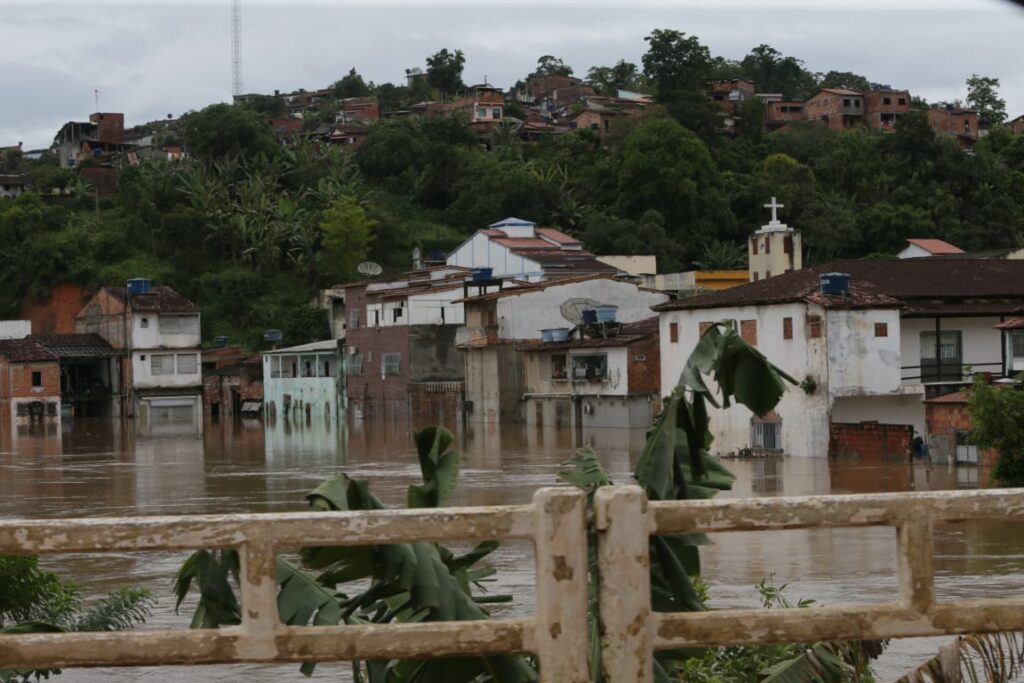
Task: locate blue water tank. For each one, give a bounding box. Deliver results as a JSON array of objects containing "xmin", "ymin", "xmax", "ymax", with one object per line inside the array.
[
  {"xmin": 126, "ymin": 278, "xmax": 151, "ymax": 295},
  {"xmin": 214, "ymin": 335, "xmax": 230, "ymax": 347},
  {"xmin": 471, "ymin": 267, "xmax": 494, "ymax": 281},
  {"xmin": 820, "ymin": 272, "xmax": 851, "ymax": 296},
  {"xmin": 581, "ymin": 309, "xmax": 598, "ymax": 324},
  {"xmin": 263, "ymin": 329, "xmax": 284, "ymax": 344},
  {"xmin": 593, "ymin": 305, "xmax": 619, "ymax": 322}
]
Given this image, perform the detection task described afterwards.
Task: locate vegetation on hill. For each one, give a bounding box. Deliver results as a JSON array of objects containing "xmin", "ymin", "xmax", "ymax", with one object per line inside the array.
[{"xmin": 1, "ymin": 33, "xmax": 1023, "ymax": 349}]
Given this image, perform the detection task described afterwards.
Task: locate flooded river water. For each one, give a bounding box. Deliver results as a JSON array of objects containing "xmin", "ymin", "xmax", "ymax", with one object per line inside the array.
[{"xmin": 2, "ymin": 416, "xmax": 1022, "ymax": 681}]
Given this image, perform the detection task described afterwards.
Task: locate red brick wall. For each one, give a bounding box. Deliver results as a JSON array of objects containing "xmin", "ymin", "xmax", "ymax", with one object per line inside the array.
[
  {"xmin": 829, "ymin": 422, "xmax": 912, "ymax": 461},
  {"xmin": 0, "ymin": 359, "xmax": 61, "ymax": 399},
  {"xmin": 409, "ymin": 383, "xmax": 463, "ymax": 430},
  {"xmin": 926, "ymin": 401, "xmax": 999, "ymax": 466},
  {"xmin": 20, "ymin": 282, "xmax": 92, "ymax": 334},
  {"xmin": 346, "ymin": 310, "xmax": 411, "ymax": 417},
  {"xmin": 626, "ymin": 336, "xmax": 660, "ymax": 396}
]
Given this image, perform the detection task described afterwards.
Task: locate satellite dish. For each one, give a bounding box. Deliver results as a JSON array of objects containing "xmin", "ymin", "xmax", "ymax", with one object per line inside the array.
[
  {"xmin": 559, "ymin": 298, "xmax": 605, "ymax": 325},
  {"xmin": 357, "ymin": 261, "xmax": 383, "ymax": 277}
]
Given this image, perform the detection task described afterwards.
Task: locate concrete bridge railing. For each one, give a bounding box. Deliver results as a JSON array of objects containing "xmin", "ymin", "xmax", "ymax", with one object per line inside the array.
[{"xmin": 2, "ymin": 486, "xmax": 1024, "ymax": 682}]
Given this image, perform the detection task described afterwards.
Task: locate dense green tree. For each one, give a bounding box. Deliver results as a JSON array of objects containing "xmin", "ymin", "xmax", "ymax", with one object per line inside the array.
[
  {"xmin": 585, "ymin": 60, "xmax": 647, "ymax": 95},
  {"xmin": 332, "ymin": 67, "xmax": 371, "ymax": 99},
  {"xmin": 318, "ymin": 195, "xmax": 377, "ymax": 281},
  {"xmin": 968, "ymin": 375, "xmax": 1024, "ymax": 486},
  {"xmin": 739, "ymin": 44, "xmax": 817, "ymax": 100},
  {"xmin": 642, "ymin": 29, "xmax": 712, "ymax": 101},
  {"xmin": 616, "ymin": 118, "xmax": 736, "ymax": 258},
  {"xmin": 183, "ymin": 104, "xmax": 279, "ymax": 161},
  {"xmin": 530, "ymin": 54, "xmax": 574, "ymax": 78},
  {"xmin": 583, "ymin": 210, "xmax": 687, "ymax": 271},
  {"xmin": 425, "ymin": 48, "xmax": 466, "ymax": 92},
  {"xmin": 817, "ymin": 70, "xmax": 873, "ymax": 92},
  {"xmin": 966, "ymin": 73, "xmax": 1007, "ymax": 128},
  {"xmin": 240, "ymin": 94, "xmax": 286, "ymax": 117}
]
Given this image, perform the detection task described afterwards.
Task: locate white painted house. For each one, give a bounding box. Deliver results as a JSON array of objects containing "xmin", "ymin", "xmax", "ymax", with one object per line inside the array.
[
  {"xmin": 896, "ymin": 238, "xmax": 964, "ymax": 259},
  {"xmin": 262, "ymin": 340, "xmax": 343, "ymax": 423},
  {"xmin": 76, "ymin": 282, "xmax": 203, "ymax": 421},
  {"xmin": 458, "ymin": 274, "xmax": 669, "ymax": 423},
  {"xmin": 446, "ymin": 217, "xmax": 619, "ymax": 281},
  {"xmin": 655, "ymin": 258, "xmax": 1024, "ymax": 458}
]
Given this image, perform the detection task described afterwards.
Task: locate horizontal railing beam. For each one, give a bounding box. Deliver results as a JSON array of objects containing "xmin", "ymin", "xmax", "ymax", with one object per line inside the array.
[
  {"xmin": 0, "ymin": 506, "xmax": 537, "ymax": 554},
  {"xmin": 651, "ymin": 489, "xmax": 1024, "ymax": 534},
  {"xmin": 0, "ymin": 619, "xmax": 534, "ymax": 669},
  {"xmin": 653, "ymin": 599, "xmax": 1024, "ymax": 649}
]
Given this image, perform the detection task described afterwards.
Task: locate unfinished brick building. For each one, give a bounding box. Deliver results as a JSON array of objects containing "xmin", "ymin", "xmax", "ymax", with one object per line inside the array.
[{"xmin": 0, "ymin": 338, "xmax": 61, "ymax": 432}]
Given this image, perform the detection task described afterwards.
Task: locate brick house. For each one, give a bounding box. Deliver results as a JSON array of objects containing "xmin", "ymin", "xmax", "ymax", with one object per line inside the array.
[
  {"xmin": 202, "ymin": 347, "xmax": 263, "ymax": 418},
  {"xmin": 927, "ymin": 107, "xmax": 979, "ymax": 149},
  {"xmin": 707, "ymin": 79, "xmax": 756, "ymax": 114},
  {"xmin": 518, "ymin": 317, "xmax": 661, "ymax": 429},
  {"xmin": 863, "ymin": 89, "xmax": 911, "ymax": 131},
  {"xmin": 924, "ymin": 391, "xmax": 998, "ymax": 466},
  {"xmin": 341, "ymin": 266, "xmax": 493, "ymax": 427},
  {"xmin": 1009, "ymin": 114, "xmax": 1024, "ymax": 135},
  {"xmin": 29, "ymin": 333, "xmax": 117, "ymax": 418},
  {"xmin": 0, "ymin": 338, "xmax": 61, "ymax": 431},
  {"xmin": 760, "ymin": 96, "xmax": 806, "ymax": 131},
  {"xmin": 802, "ymin": 89, "xmax": 865, "ymax": 130}
]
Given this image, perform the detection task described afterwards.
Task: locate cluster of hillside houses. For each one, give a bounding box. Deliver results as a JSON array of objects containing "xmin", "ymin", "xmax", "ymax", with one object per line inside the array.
[
  {"xmin": 4, "ymin": 205, "xmax": 1024, "ymax": 465},
  {"xmin": 7, "ymin": 73, "xmax": 1021, "ymax": 204}
]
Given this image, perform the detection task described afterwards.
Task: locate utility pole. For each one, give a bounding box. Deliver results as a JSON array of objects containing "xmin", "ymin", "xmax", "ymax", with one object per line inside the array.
[{"xmin": 231, "ymin": 0, "xmax": 242, "ymax": 97}]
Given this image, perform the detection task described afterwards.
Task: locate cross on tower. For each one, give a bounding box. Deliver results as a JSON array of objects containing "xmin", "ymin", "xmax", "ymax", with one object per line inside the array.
[{"xmin": 764, "ymin": 196, "xmax": 783, "ymax": 224}]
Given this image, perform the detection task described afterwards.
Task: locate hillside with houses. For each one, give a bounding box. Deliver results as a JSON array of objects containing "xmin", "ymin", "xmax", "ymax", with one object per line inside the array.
[{"xmin": 2, "ymin": 32, "xmax": 1024, "ymax": 461}]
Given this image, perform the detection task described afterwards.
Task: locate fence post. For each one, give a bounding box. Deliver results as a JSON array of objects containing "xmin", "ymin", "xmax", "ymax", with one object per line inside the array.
[
  {"xmin": 897, "ymin": 518, "xmax": 935, "ymax": 614},
  {"xmin": 595, "ymin": 485, "xmax": 653, "ymax": 683},
  {"xmin": 237, "ymin": 541, "xmax": 280, "ymax": 660},
  {"xmin": 533, "ymin": 487, "xmax": 590, "ymax": 683}
]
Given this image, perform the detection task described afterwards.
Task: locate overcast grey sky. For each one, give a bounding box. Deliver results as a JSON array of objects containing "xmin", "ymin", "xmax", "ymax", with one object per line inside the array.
[{"xmin": 2, "ymin": 0, "xmax": 1022, "ymax": 149}]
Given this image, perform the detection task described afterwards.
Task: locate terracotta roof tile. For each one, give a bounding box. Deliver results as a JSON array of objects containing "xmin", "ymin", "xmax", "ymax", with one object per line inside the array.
[
  {"xmin": 906, "ymin": 238, "xmax": 964, "ymax": 255},
  {"xmin": 0, "ymin": 339, "xmax": 59, "ymax": 362},
  {"xmin": 654, "ymin": 258, "xmax": 1024, "ymax": 313}
]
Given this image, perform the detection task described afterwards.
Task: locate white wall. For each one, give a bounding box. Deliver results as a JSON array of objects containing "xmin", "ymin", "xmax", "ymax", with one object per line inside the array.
[
  {"xmin": 897, "ymin": 244, "xmax": 931, "ymax": 259},
  {"xmin": 132, "ymin": 350, "xmax": 201, "ymax": 389},
  {"xmin": 408, "ymin": 288, "xmax": 466, "ymax": 326},
  {"xmin": 263, "ymin": 352, "xmax": 342, "ymax": 421},
  {"xmin": 826, "ymin": 308, "xmax": 902, "ymax": 396},
  {"xmin": 0, "ymin": 320, "xmax": 31, "ymax": 340},
  {"xmin": 831, "ymin": 394, "xmax": 926, "ymax": 435},
  {"xmin": 446, "ymin": 232, "xmax": 543, "ymax": 279},
  {"xmin": 524, "ymin": 347, "xmax": 630, "ymax": 397},
  {"xmin": 595, "ymin": 255, "xmax": 657, "ymax": 276},
  {"xmin": 130, "ymin": 313, "xmax": 201, "ymax": 349},
  {"xmin": 495, "ymin": 279, "xmax": 668, "ymax": 340},
  {"xmin": 659, "ymin": 302, "xmax": 831, "ymax": 458},
  {"xmin": 900, "ymin": 316, "xmax": 1004, "ymax": 385}
]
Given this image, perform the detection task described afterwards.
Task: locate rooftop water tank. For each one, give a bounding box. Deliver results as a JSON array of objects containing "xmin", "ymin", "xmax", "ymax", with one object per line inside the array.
[
  {"xmin": 819, "ymin": 272, "xmax": 851, "ymax": 296},
  {"xmin": 214, "ymin": 335, "xmax": 230, "ymax": 348},
  {"xmin": 593, "ymin": 305, "xmax": 619, "ymax": 322},
  {"xmin": 471, "ymin": 267, "xmax": 494, "ymax": 282},
  {"xmin": 126, "ymin": 278, "xmax": 151, "ymax": 295},
  {"xmin": 263, "ymin": 329, "xmax": 284, "ymax": 344}
]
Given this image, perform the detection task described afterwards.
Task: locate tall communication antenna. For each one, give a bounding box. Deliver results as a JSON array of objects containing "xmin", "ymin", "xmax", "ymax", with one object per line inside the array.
[{"xmin": 231, "ymin": 0, "xmax": 242, "ymax": 97}]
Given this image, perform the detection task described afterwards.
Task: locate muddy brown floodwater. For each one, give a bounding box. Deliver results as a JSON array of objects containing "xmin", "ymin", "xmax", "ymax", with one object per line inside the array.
[{"xmin": 2, "ymin": 416, "xmax": 1022, "ymax": 682}]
